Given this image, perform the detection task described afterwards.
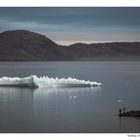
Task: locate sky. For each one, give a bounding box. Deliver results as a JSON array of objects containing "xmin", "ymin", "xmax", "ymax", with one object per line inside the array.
[{"xmin": 0, "ymin": 7, "xmax": 140, "ymax": 45}]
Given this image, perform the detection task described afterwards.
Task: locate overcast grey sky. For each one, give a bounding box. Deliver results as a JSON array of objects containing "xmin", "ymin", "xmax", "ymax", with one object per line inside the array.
[{"xmin": 0, "ymin": 7, "xmax": 140, "ymax": 45}]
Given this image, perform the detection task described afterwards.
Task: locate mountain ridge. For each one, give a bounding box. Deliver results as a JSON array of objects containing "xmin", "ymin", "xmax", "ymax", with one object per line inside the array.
[{"xmin": 0, "ymin": 30, "xmax": 140, "ymax": 61}]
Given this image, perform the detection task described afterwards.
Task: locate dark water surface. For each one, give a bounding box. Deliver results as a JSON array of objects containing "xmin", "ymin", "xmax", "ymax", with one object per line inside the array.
[{"xmin": 0, "ymin": 61, "xmax": 140, "ymax": 133}]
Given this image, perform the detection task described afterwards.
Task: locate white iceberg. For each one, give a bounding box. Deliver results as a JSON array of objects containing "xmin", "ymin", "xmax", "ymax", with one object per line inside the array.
[
  {"xmin": 0, "ymin": 76, "xmax": 38, "ymax": 87},
  {"xmin": 0, "ymin": 75, "xmax": 102, "ymax": 88}
]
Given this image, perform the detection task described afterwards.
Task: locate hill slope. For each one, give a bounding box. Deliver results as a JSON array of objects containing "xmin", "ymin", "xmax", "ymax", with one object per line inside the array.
[
  {"xmin": 0, "ymin": 30, "xmax": 63, "ymax": 61},
  {"xmin": 0, "ymin": 30, "xmax": 140, "ymax": 61},
  {"xmin": 62, "ymin": 42, "xmax": 140, "ymax": 60}
]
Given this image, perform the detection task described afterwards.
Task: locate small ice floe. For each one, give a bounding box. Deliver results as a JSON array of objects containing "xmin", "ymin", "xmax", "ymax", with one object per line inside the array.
[
  {"xmin": 73, "ymin": 96, "xmax": 77, "ymax": 99},
  {"xmin": 117, "ymin": 99, "xmax": 123, "ymax": 103},
  {"xmin": 69, "ymin": 95, "xmax": 77, "ymax": 99}
]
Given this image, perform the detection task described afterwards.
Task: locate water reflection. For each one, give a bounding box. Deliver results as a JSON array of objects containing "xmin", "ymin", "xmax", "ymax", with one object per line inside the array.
[
  {"xmin": 0, "ymin": 87, "xmax": 34, "ymax": 104},
  {"xmin": 0, "ymin": 86, "xmax": 101, "ymax": 132},
  {"xmin": 0, "ymin": 87, "xmax": 35, "ymax": 132},
  {"xmin": 33, "ymin": 86, "xmax": 102, "ymax": 132},
  {"xmin": 33, "ymin": 87, "xmax": 102, "ymax": 110},
  {"xmin": 0, "ymin": 86, "xmax": 139, "ymax": 133},
  {"xmin": 0, "ymin": 86, "xmax": 101, "ymax": 110}
]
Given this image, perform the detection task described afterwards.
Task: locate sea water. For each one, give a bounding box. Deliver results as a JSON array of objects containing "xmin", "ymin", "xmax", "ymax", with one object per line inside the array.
[{"xmin": 0, "ymin": 61, "xmax": 139, "ymax": 133}]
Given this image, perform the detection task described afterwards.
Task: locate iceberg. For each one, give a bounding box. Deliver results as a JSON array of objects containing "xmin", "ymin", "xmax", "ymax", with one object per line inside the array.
[
  {"xmin": 0, "ymin": 75, "xmax": 102, "ymax": 88},
  {"xmin": 0, "ymin": 76, "xmax": 38, "ymax": 88}
]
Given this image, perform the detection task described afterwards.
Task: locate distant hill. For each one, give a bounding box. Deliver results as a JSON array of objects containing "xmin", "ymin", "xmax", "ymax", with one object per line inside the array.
[
  {"xmin": 0, "ymin": 30, "xmax": 63, "ymax": 61},
  {"xmin": 62, "ymin": 42, "xmax": 140, "ymax": 61},
  {"xmin": 0, "ymin": 30, "xmax": 140, "ymax": 61}
]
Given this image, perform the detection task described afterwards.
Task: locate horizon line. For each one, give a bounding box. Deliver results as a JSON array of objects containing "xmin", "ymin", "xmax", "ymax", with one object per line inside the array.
[{"xmin": 1, "ymin": 29, "xmax": 140, "ymax": 46}]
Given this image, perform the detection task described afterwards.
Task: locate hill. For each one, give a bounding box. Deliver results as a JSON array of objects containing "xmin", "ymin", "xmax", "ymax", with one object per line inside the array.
[
  {"xmin": 0, "ymin": 30, "xmax": 140, "ymax": 61},
  {"xmin": 0, "ymin": 30, "xmax": 63, "ymax": 61}
]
